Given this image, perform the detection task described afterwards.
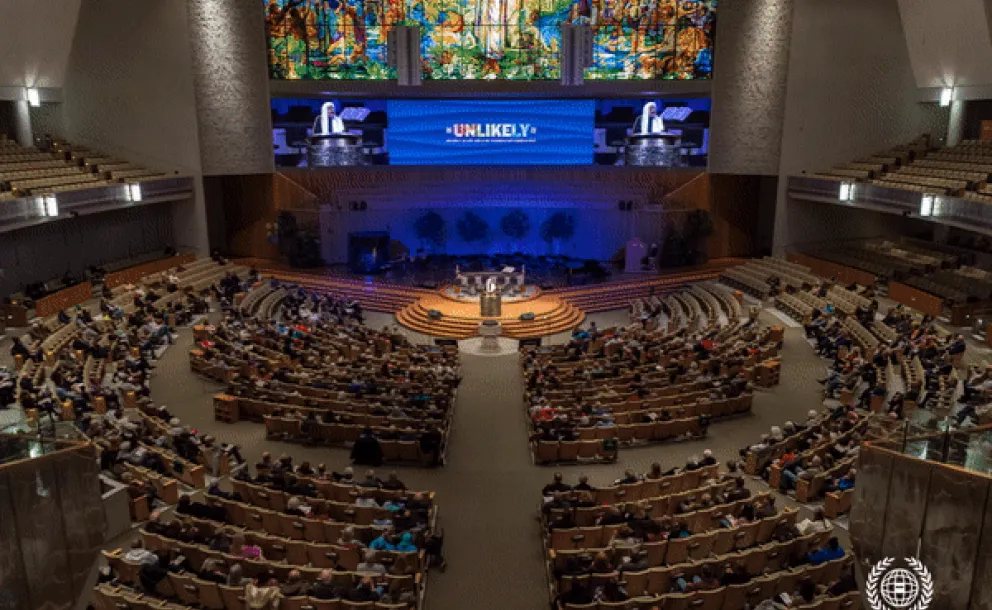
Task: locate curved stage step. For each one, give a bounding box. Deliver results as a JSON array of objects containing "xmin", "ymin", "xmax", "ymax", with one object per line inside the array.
[{"xmin": 396, "ymin": 296, "xmax": 585, "ymax": 339}]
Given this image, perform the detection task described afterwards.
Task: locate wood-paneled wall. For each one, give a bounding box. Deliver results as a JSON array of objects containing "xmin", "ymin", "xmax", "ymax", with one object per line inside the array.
[{"xmin": 215, "ymin": 169, "xmax": 765, "ymax": 263}]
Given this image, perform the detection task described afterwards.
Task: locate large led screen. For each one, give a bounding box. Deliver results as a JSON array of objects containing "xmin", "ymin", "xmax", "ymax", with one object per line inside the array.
[
  {"xmin": 264, "ymin": 0, "xmax": 716, "ymax": 81},
  {"xmin": 386, "ymin": 99, "xmax": 594, "ymax": 165},
  {"xmin": 272, "ymin": 97, "xmax": 710, "ymax": 166}
]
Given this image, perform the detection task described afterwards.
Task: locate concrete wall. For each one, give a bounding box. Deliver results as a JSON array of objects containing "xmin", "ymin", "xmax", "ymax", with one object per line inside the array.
[
  {"xmin": 708, "ymin": 0, "xmax": 794, "ymax": 175},
  {"xmin": 772, "ymin": 0, "xmax": 949, "ymax": 253},
  {"xmin": 29, "ymin": 102, "xmax": 64, "ymax": 140},
  {"xmin": 186, "ymin": 0, "xmax": 274, "ymax": 176},
  {"xmin": 0, "ymin": 205, "xmax": 175, "ymax": 296},
  {"xmin": 61, "ymin": 0, "xmax": 208, "ymax": 254},
  {"xmin": 0, "ymin": 0, "xmax": 81, "ymax": 88},
  {"xmin": 898, "ymin": 0, "xmax": 992, "ymax": 88}
]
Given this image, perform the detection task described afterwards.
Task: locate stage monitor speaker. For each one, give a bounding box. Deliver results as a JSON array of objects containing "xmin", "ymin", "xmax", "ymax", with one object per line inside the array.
[
  {"xmin": 428, "ymin": 309, "xmax": 443, "ymax": 320},
  {"xmin": 520, "ymin": 312, "xmax": 535, "ymax": 321},
  {"xmin": 435, "ymin": 338, "xmax": 457, "ymax": 347},
  {"xmin": 520, "ymin": 338, "xmax": 542, "ymax": 348}
]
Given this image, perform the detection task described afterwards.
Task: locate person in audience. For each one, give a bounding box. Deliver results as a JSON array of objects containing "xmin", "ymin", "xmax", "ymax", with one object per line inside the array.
[
  {"xmin": 369, "ymin": 529, "xmax": 396, "ymax": 551},
  {"xmin": 807, "ymin": 537, "xmax": 845, "ymax": 565},
  {"xmin": 351, "ymin": 428, "xmax": 384, "ymax": 466},
  {"xmin": 615, "ymin": 469, "xmax": 639, "ymax": 485},
  {"xmin": 227, "ymin": 564, "xmax": 250, "ymax": 587},
  {"xmin": 675, "ymin": 564, "xmax": 720, "ymax": 592},
  {"xmin": 700, "ymin": 448, "xmax": 717, "ymax": 465},
  {"xmin": 359, "ymin": 469, "xmax": 381, "ymax": 488},
  {"xmin": 795, "ymin": 577, "xmax": 819, "ymax": 604},
  {"xmin": 199, "ymin": 558, "xmax": 228, "ymax": 584},
  {"xmin": 279, "ymin": 569, "xmax": 310, "ymax": 597},
  {"xmin": 231, "ymin": 533, "xmax": 264, "ymax": 560},
  {"xmin": 309, "ymin": 569, "xmax": 341, "ymax": 599},
  {"xmin": 348, "ymin": 577, "xmax": 381, "ymax": 602},
  {"xmin": 543, "ymin": 472, "xmax": 571, "ymax": 495},
  {"xmin": 245, "ymin": 573, "xmax": 281, "ymax": 610},
  {"xmin": 123, "ymin": 539, "xmax": 158, "ymax": 566},
  {"xmin": 574, "ymin": 475, "xmax": 595, "ymax": 491},
  {"xmin": 824, "ymin": 468, "xmax": 857, "ymax": 493},
  {"xmin": 382, "ymin": 471, "xmax": 407, "ymax": 491},
  {"xmin": 828, "ymin": 562, "xmax": 858, "ymax": 595},
  {"xmin": 357, "ymin": 549, "xmax": 388, "ymax": 575},
  {"xmin": 797, "ymin": 508, "xmax": 831, "ymax": 535},
  {"xmin": 754, "ymin": 593, "xmax": 793, "ymax": 609}
]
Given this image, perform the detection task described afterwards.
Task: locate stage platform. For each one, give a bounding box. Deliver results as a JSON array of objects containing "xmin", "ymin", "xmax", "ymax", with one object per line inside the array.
[
  {"xmin": 242, "ymin": 258, "xmax": 742, "ymax": 339},
  {"xmin": 395, "ymin": 289, "xmax": 584, "ymax": 339}
]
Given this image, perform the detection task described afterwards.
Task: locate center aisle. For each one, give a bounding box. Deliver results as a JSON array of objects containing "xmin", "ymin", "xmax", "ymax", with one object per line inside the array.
[{"xmin": 425, "ymin": 349, "xmax": 550, "ymax": 610}]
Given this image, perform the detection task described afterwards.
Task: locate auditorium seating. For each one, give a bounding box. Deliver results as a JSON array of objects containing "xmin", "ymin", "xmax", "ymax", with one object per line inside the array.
[
  {"xmin": 0, "ymin": 135, "xmax": 164, "ymax": 198},
  {"xmin": 191, "ymin": 283, "xmax": 459, "ymax": 465},
  {"xmin": 526, "ymin": 293, "xmax": 779, "ymax": 463},
  {"xmin": 718, "ymin": 257, "xmax": 819, "ymax": 300},
  {"xmin": 813, "ymin": 135, "xmax": 992, "ymax": 198},
  {"xmin": 541, "ymin": 467, "xmax": 859, "ymax": 610},
  {"xmin": 551, "ymin": 262, "xmax": 739, "ymax": 313}
]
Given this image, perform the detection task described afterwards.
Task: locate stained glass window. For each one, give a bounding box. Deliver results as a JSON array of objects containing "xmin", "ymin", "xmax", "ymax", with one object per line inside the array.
[{"xmin": 265, "ymin": 0, "xmax": 715, "ymax": 80}]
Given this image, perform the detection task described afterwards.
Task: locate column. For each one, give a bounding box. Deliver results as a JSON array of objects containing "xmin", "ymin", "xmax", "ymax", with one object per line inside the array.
[
  {"xmin": 947, "ymin": 98, "xmax": 965, "ymax": 147},
  {"xmin": 708, "ymin": 0, "xmax": 795, "ymax": 175},
  {"xmin": 13, "ymin": 100, "xmax": 32, "ymax": 148},
  {"xmin": 185, "ymin": 0, "xmax": 274, "ymax": 175}
]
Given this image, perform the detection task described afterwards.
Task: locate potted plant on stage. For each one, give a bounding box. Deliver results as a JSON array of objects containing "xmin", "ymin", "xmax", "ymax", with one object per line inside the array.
[
  {"xmin": 414, "ymin": 211, "xmax": 447, "ymax": 254},
  {"xmin": 456, "ymin": 211, "xmax": 489, "ymax": 247},
  {"xmin": 500, "ymin": 209, "xmax": 531, "ymax": 252},
  {"xmin": 540, "ymin": 211, "xmax": 576, "ymax": 255}
]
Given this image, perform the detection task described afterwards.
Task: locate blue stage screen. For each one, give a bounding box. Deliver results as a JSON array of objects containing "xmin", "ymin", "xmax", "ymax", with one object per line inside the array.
[{"xmin": 387, "ymin": 100, "xmax": 595, "ymax": 166}]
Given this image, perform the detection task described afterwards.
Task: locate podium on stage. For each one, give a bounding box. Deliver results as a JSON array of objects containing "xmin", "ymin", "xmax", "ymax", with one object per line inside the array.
[
  {"xmin": 480, "ymin": 292, "xmax": 502, "ymax": 317},
  {"xmin": 625, "ymin": 132, "xmax": 681, "ymax": 167},
  {"xmin": 480, "ymin": 277, "xmax": 502, "ymax": 316},
  {"xmin": 306, "ymin": 133, "xmax": 364, "ymax": 167}
]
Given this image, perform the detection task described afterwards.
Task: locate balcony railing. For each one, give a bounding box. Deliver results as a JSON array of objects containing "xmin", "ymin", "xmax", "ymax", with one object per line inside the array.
[
  {"xmin": 788, "ymin": 175, "xmax": 992, "ymax": 232},
  {"xmin": 0, "ymin": 176, "xmax": 194, "ymax": 233}
]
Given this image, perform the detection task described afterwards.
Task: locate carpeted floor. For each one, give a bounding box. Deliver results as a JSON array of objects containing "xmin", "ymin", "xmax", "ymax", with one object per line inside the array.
[{"xmin": 144, "ymin": 305, "xmax": 841, "ymax": 610}]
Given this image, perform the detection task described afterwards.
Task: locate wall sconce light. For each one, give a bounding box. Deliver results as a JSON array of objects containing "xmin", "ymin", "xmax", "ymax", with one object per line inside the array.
[
  {"xmin": 939, "ymin": 87, "xmax": 953, "ymax": 107},
  {"xmin": 128, "ymin": 183, "xmax": 143, "ymax": 202},
  {"xmin": 44, "ymin": 195, "xmax": 58, "ymax": 217},
  {"xmin": 920, "ymin": 194, "xmax": 934, "ymax": 216},
  {"xmin": 25, "ymin": 88, "xmax": 40, "ymax": 107}
]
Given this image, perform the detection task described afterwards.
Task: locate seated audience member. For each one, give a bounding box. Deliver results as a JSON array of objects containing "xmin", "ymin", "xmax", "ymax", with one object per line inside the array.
[
  {"xmin": 382, "ymin": 471, "xmax": 407, "ymax": 491},
  {"xmin": 227, "ymin": 564, "xmax": 250, "ymax": 587},
  {"xmin": 245, "ymin": 574, "xmax": 281, "ymax": 610},
  {"xmin": 543, "ymin": 472, "xmax": 572, "ymax": 495},
  {"xmin": 280, "ymin": 569, "xmax": 309, "ymax": 597},
  {"xmin": 348, "ymin": 577, "xmax": 381, "ymax": 602},
  {"xmin": 123, "ymin": 539, "xmax": 158, "ymax": 566},
  {"xmin": 357, "ymin": 550, "xmax": 388, "ymax": 575},
  {"xmin": 808, "ymin": 537, "xmax": 845, "ymax": 565},
  {"xmin": 309, "ymin": 570, "xmax": 341, "ymax": 600},
  {"xmin": 352, "ymin": 428, "xmax": 384, "ymax": 466},
  {"xmin": 797, "ymin": 508, "xmax": 831, "ymax": 535}
]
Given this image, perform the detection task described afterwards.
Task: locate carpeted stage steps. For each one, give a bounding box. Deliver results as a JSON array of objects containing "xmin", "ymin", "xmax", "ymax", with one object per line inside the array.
[{"xmin": 395, "ymin": 297, "xmax": 585, "ymax": 339}]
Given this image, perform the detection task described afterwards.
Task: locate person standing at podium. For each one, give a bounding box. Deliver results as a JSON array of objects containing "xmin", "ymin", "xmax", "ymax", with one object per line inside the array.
[
  {"xmin": 633, "ymin": 102, "xmax": 665, "ymax": 134},
  {"xmin": 315, "ymin": 101, "xmax": 345, "ymax": 135}
]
